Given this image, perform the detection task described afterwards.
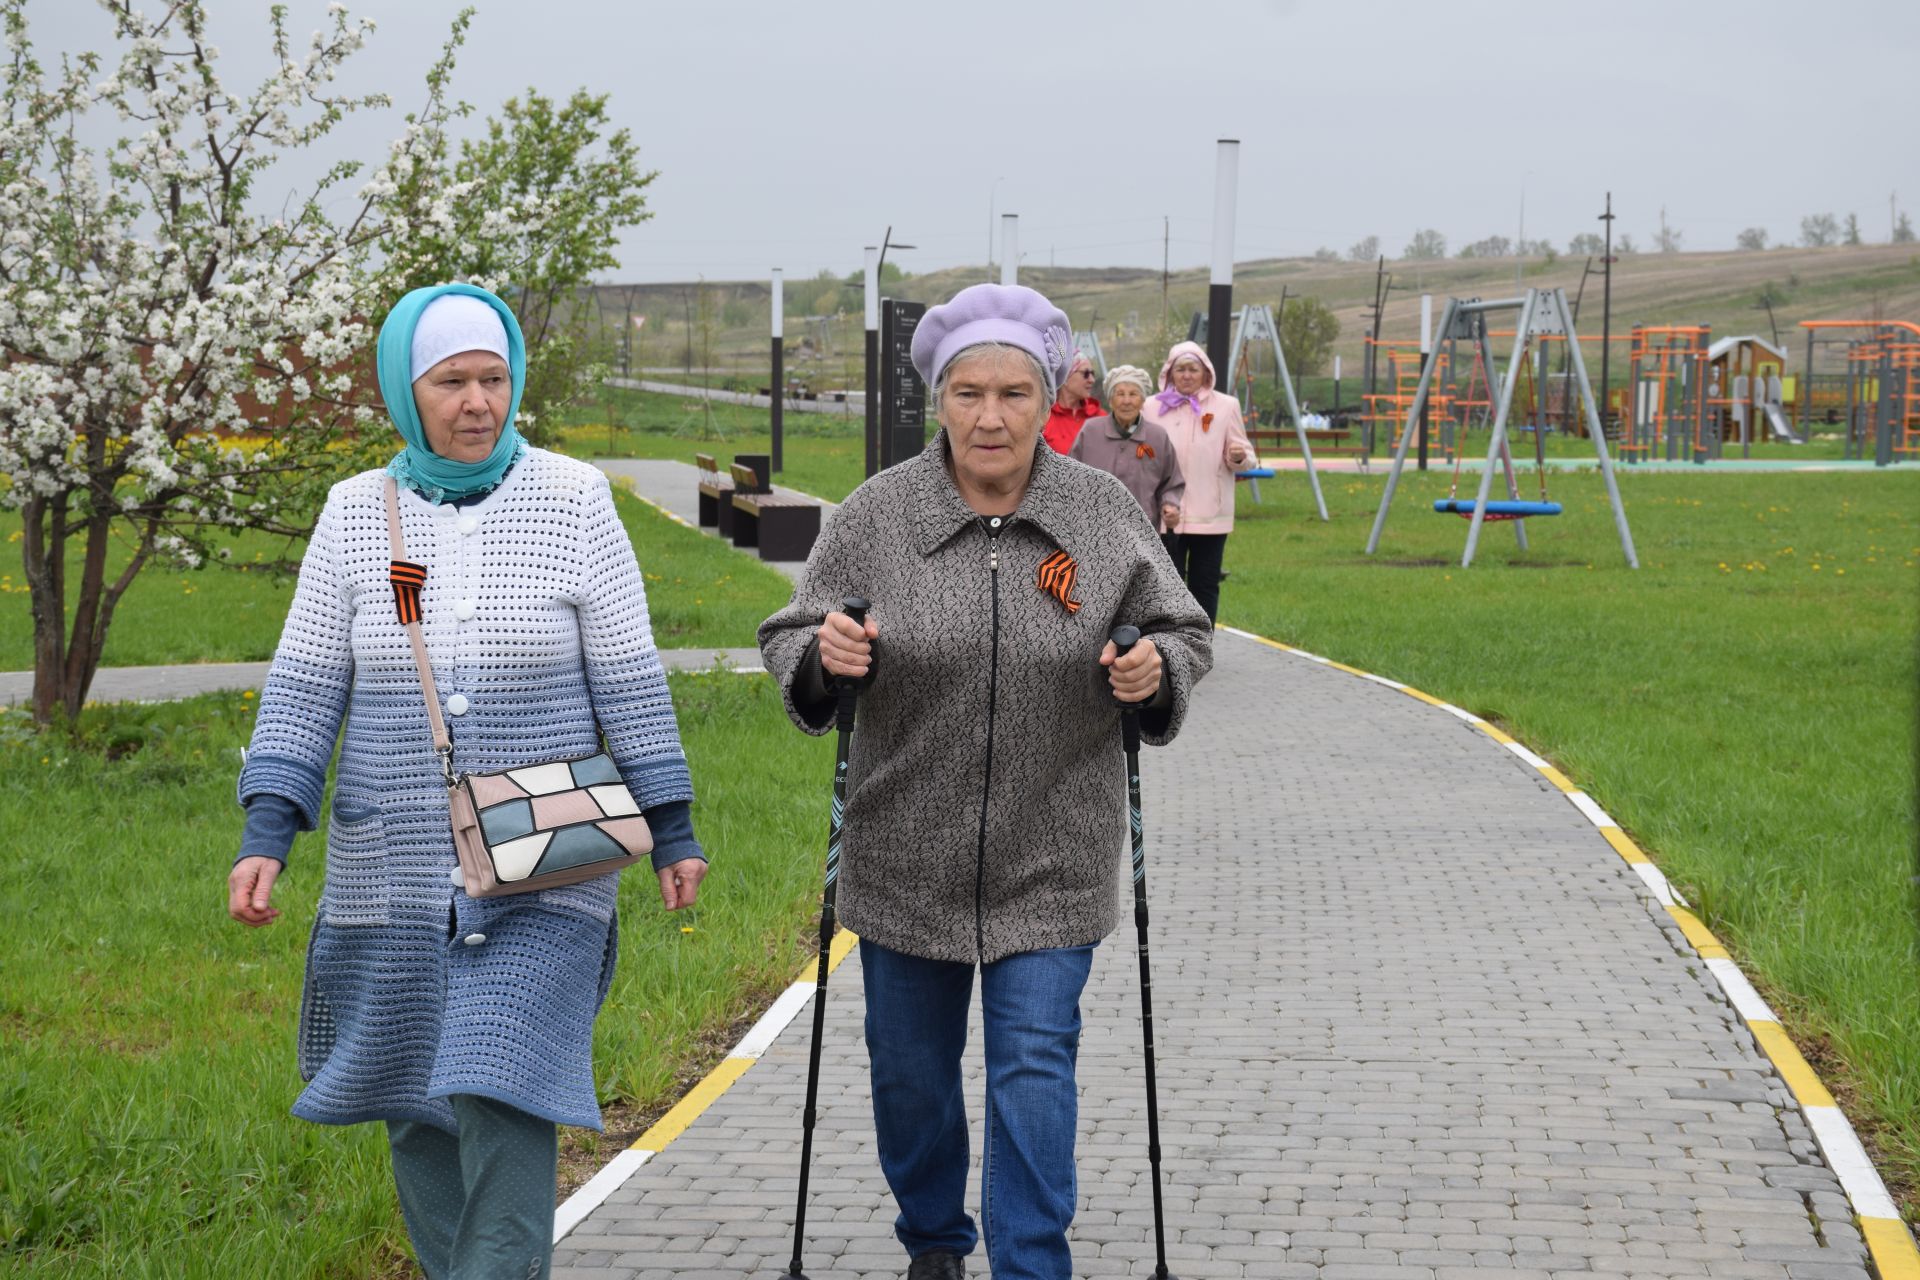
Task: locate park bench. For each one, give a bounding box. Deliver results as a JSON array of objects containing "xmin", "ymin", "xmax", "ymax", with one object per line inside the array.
[
  {"xmin": 1243, "ymin": 426, "xmax": 1371, "ymax": 474},
  {"xmin": 728, "ymin": 462, "xmax": 821, "ymax": 561},
  {"xmin": 695, "ymin": 453, "xmax": 735, "ymax": 535}
]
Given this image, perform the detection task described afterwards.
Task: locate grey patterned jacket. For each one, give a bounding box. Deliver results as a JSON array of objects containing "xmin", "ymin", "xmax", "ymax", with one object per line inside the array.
[{"xmin": 758, "ymin": 432, "xmax": 1213, "ymax": 964}]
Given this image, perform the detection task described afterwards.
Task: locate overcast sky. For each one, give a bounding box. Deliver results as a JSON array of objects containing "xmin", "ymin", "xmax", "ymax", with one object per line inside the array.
[{"xmin": 25, "ymin": 0, "xmax": 1920, "ymax": 282}]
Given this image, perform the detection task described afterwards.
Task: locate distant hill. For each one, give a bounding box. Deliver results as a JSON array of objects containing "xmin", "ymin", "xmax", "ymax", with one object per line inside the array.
[{"xmin": 588, "ymin": 244, "xmax": 1920, "ymax": 380}]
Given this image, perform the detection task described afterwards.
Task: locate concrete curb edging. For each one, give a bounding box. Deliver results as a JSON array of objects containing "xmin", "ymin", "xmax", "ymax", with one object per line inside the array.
[
  {"xmin": 553, "ymin": 928, "xmax": 860, "ymax": 1242},
  {"xmin": 1215, "ymin": 623, "xmax": 1919, "ymax": 1279}
]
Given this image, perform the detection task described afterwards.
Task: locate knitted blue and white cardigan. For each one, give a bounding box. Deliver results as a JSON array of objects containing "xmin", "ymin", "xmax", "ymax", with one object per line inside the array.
[{"xmin": 239, "ymin": 448, "xmax": 693, "ymax": 1132}]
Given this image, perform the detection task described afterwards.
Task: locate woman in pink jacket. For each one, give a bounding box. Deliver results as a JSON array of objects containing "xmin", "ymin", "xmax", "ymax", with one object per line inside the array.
[{"xmin": 1140, "ymin": 341, "xmax": 1257, "ymax": 621}]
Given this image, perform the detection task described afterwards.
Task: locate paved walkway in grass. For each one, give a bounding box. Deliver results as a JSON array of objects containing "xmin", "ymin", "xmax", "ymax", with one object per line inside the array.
[
  {"xmin": 0, "ymin": 648, "xmax": 765, "ymax": 705},
  {"xmin": 594, "ymin": 457, "xmax": 836, "ymax": 585},
  {"xmin": 606, "ymin": 375, "xmax": 865, "ymax": 416},
  {"xmin": 552, "ymin": 629, "xmax": 1878, "ymax": 1279}
]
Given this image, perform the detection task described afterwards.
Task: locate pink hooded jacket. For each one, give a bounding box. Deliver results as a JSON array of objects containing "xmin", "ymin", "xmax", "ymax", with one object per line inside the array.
[{"xmin": 1138, "ymin": 341, "xmax": 1259, "ymax": 535}]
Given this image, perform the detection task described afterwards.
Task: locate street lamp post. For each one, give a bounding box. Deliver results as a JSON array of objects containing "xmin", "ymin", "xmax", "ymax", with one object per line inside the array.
[
  {"xmin": 1207, "ymin": 139, "xmax": 1241, "ymax": 379},
  {"xmin": 770, "ymin": 267, "xmax": 784, "ymax": 474}
]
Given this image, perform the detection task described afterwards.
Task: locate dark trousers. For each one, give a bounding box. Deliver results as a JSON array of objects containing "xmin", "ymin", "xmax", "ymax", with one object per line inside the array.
[
  {"xmin": 1162, "ymin": 531, "xmax": 1228, "ymax": 622},
  {"xmin": 387, "ymin": 1094, "xmax": 557, "ymax": 1280}
]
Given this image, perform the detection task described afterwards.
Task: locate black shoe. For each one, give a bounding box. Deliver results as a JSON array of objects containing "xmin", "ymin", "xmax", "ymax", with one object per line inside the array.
[{"xmin": 905, "ymin": 1250, "xmax": 966, "ymax": 1280}]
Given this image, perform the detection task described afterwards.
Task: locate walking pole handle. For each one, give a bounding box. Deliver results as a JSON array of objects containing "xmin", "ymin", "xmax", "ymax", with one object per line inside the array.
[
  {"xmin": 1110, "ymin": 624, "xmax": 1144, "ymax": 752},
  {"xmin": 835, "ymin": 595, "xmax": 871, "ymax": 732}
]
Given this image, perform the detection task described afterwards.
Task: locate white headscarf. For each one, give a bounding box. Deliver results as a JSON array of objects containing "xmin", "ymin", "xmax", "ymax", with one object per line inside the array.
[{"xmin": 409, "ymin": 293, "xmax": 510, "ymax": 382}]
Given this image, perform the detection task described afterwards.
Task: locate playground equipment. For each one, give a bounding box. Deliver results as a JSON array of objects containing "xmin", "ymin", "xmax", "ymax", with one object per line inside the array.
[
  {"xmin": 1706, "ymin": 336, "xmax": 1802, "ymax": 452},
  {"xmin": 1365, "ymin": 288, "xmax": 1638, "ymax": 569},
  {"xmin": 1621, "ymin": 325, "xmax": 1714, "ymax": 463},
  {"xmin": 1072, "ymin": 327, "xmax": 1109, "ymax": 380},
  {"xmin": 1221, "ymin": 303, "xmax": 1329, "ymax": 521},
  {"xmin": 1798, "ymin": 320, "xmax": 1920, "ymax": 466},
  {"xmin": 1363, "ymin": 340, "xmax": 1459, "ymax": 462}
]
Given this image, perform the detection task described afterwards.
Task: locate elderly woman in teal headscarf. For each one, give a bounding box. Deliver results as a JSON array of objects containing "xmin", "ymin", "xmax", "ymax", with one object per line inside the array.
[{"xmin": 226, "ymin": 283, "xmax": 707, "ymax": 1279}]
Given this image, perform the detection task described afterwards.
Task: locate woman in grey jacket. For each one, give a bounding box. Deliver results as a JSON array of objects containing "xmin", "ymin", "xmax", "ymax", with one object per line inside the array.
[{"xmin": 758, "ymin": 283, "xmax": 1212, "ymax": 1280}]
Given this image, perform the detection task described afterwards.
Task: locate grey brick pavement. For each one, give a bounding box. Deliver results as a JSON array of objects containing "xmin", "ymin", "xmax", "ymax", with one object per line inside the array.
[{"xmin": 555, "ymin": 633, "xmax": 1869, "ymax": 1278}]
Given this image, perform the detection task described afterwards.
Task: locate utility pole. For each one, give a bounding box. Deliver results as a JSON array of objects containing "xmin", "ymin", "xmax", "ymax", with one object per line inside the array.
[
  {"xmin": 1600, "ymin": 193, "xmax": 1616, "ymax": 439},
  {"xmin": 1361, "ymin": 255, "xmax": 1391, "ymax": 453},
  {"xmin": 1161, "ymin": 215, "xmax": 1170, "ymax": 334}
]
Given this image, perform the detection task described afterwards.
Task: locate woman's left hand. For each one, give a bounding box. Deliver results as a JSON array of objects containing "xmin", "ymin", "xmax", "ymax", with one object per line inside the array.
[
  {"xmin": 1227, "ymin": 443, "xmax": 1251, "ymax": 468},
  {"xmin": 1098, "ymin": 635, "xmax": 1162, "ymax": 703},
  {"xmin": 657, "ymin": 857, "xmax": 707, "ymax": 910}
]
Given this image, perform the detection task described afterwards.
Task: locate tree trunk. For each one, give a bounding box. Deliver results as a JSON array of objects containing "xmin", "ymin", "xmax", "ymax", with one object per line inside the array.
[
  {"xmin": 21, "ymin": 492, "xmax": 69, "ymax": 726},
  {"xmin": 58, "ymin": 507, "xmax": 115, "ymax": 720}
]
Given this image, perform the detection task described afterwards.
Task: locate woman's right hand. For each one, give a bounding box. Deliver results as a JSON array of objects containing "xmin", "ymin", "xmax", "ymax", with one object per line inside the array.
[
  {"xmin": 229, "ymin": 855, "xmax": 283, "ymax": 927},
  {"xmin": 818, "ymin": 609, "xmax": 878, "ymax": 679}
]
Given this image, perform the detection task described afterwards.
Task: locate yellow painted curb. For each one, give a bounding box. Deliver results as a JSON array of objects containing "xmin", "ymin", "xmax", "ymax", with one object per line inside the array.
[
  {"xmin": 1749, "ymin": 1021, "xmax": 1838, "ymax": 1109},
  {"xmin": 1863, "ymin": 1217, "xmax": 1920, "ymax": 1280},
  {"xmin": 1475, "ymin": 722, "xmax": 1518, "ymax": 745},
  {"xmin": 792, "ymin": 925, "xmax": 862, "ymax": 984},
  {"xmin": 1664, "ymin": 906, "xmax": 1732, "ymax": 960},
  {"xmin": 828, "ymin": 926, "xmax": 859, "ymax": 970},
  {"xmin": 1536, "ymin": 765, "xmax": 1578, "ymax": 792},
  {"xmin": 1598, "ymin": 826, "xmax": 1651, "ymax": 864},
  {"xmin": 631, "ymin": 1055, "xmax": 754, "ymax": 1151}
]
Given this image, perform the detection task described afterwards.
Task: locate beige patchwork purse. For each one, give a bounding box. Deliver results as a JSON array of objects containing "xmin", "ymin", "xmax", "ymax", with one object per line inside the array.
[{"xmin": 383, "ymin": 477, "xmax": 652, "ymax": 896}]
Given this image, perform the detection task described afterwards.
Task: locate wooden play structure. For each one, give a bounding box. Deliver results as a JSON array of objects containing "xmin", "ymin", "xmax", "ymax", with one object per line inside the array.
[{"xmin": 1706, "ymin": 335, "xmax": 1803, "ymax": 453}]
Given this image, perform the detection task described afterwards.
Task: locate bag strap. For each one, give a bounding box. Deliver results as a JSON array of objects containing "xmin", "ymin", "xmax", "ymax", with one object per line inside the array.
[{"xmin": 384, "ymin": 476, "xmax": 457, "ymax": 785}]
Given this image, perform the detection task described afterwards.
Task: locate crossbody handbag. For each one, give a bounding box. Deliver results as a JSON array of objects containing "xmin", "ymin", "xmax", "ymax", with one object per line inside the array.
[{"xmin": 383, "ymin": 476, "xmax": 653, "ymax": 897}]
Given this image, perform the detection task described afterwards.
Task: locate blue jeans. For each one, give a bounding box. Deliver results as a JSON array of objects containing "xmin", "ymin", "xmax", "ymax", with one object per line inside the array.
[{"xmin": 860, "ymin": 938, "xmax": 1096, "ymax": 1280}]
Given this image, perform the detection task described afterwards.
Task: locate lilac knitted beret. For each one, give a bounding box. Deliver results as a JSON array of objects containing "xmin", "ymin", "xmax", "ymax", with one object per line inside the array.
[{"xmin": 910, "ymin": 283, "xmax": 1074, "ymax": 398}]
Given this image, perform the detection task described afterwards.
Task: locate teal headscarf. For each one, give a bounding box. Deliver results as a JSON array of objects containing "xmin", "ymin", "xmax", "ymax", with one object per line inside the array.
[{"xmin": 377, "ymin": 282, "xmax": 528, "ymax": 503}]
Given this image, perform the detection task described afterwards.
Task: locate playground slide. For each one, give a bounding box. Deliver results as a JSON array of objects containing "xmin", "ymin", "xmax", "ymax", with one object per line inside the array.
[{"xmin": 1762, "ymin": 403, "xmax": 1806, "ymax": 445}]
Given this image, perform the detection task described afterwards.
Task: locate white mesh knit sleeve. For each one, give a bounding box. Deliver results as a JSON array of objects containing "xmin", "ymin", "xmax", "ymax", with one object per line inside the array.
[{"xmin": 238, "ymin": 491, "xmax": 354, "ymax": 827}]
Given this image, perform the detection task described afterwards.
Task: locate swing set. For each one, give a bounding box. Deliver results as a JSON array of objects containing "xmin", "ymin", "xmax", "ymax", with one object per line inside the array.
[{"xmin": 1365, "ymin": 288, "xmax": 1638, "ymax": 568}]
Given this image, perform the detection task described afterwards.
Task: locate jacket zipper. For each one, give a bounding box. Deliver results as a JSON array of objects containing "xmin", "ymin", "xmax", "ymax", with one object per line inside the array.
[{"xmin": 973, "ymin": 519, "xmax": 1003, "ymax": 964}]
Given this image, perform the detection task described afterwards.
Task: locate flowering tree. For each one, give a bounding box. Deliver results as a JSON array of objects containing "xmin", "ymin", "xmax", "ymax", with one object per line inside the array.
[
  {"xmin": 0, "ymin": 2, "xmax": 534, "ymax": 724},
  {"xmin": 385, "ymin": 86, "xmax": 656, "ymax": 442}
]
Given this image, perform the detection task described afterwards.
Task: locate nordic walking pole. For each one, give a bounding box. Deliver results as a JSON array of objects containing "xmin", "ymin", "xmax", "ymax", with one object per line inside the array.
[
  {"xmin": 1110, "ymin": 625, "xmax": 1178, "ymax": 1280},
  {"xmin": 785, "ymin": 595, "xmax": 871, "ymax": 1280}
]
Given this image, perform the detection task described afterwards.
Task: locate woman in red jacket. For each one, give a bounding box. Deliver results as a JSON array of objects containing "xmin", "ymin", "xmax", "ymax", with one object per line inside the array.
[{"xmin": 1040, "ymin": 353, "xmax": 1101, "ymax": 453}]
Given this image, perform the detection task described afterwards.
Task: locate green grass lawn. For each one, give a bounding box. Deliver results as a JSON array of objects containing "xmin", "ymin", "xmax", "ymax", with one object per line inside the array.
[
  {"xmin": 0, "ymin": 673, "xmax": 832, "ymax": 1276},
  {"xmin": 0, "ymin": 487, "xmax": 792, "ymax": 669},
  {"xmin": 1220, "ymin": 464, "xmax": 1920, "ymax": 1218}
]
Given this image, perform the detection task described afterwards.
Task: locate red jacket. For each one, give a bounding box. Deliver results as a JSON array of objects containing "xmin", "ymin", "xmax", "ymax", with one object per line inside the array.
[{"xmin": 1042, "ymin": 396, "xmax": 1103, "ymax": 453}]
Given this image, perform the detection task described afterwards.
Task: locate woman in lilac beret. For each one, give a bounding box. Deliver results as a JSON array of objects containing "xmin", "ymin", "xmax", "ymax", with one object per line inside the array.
[{"xmin": 760, "ymin": 284, "xmax": 1213, "ymax": 1280}]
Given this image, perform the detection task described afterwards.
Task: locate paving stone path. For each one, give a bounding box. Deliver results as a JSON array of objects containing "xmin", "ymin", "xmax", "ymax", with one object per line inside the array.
[
  {"xmin": 13, "ymin": 455, "xmax": 1888, "ymax": 1275},
  {"xmin": 553, "ymin": 628, "xmax": 1874, "ymax": 1279}
]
